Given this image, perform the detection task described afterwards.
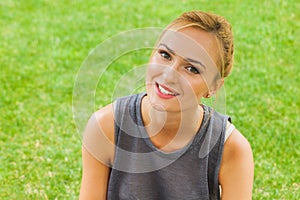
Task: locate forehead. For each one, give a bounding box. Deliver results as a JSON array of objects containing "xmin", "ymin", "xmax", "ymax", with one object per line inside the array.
[{"xmin": 158, "ymin": 27, "xmax": 219, "ymax": 67}]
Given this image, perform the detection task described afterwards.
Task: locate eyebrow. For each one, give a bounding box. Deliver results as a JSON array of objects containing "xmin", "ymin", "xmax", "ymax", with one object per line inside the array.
[
  {"xmin": 159, "ymin": 43, "xmax": 206, "ymax": 69},
  {"xmin": 159, "ymin": 43, "xmax": 175, "ymax": 55}
]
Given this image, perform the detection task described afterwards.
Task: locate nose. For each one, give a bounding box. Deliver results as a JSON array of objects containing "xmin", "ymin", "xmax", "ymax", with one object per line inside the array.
[{"xmin": 163, "ymin": 62, "xmax": 179, "ymax": 84}]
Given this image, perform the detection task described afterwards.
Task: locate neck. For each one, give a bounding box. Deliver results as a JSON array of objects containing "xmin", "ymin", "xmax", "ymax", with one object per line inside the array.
[{"xmin": 141, "ymin": 96, "xmax": 203, "ymax": 150}]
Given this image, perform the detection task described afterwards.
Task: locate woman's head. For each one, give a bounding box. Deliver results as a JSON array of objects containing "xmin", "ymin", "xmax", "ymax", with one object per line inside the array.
[
  {"xmin": 164, "ymin": 10, "xmax": 234, "ymax": 78},
  {"xmin": 146, "ymin": 10, "xmax": 234, "ymax": 111}
]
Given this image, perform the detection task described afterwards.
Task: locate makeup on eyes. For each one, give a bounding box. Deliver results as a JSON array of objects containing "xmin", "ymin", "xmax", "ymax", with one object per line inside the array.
[
  {"xmin": 157, "ymin": 43, "xmax": 206, "ymax": 75},
  {"xmin": 158, "ymin": 43, "xmax": 207, "ymax": 70}
]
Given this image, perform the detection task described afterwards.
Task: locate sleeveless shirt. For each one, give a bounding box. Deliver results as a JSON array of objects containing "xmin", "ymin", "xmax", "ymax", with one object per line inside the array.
[{"xmin": 107, "ymin": 93, "xmax": 230, "ymax": 200}]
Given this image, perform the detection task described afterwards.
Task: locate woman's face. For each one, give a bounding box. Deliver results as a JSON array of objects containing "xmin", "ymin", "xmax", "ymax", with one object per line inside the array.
[{"xmin": 146, "ymin": 27, "xmax": 221, "ymax": 112}]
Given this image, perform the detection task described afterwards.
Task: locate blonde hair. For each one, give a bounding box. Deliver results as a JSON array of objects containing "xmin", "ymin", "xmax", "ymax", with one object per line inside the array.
[{"xmin": 166, "ymin": 11, "xmax": 234, "ymax": 78}]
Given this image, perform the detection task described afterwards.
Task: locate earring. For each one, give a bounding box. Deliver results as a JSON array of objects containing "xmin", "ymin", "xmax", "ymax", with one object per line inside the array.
[
  {"xmin": 205, "ymin": 90, "xmax": 216, "ymax": 98},
  {"xmin": 205, "ymin": 93, "xmax": 211, "ymax": 98}
]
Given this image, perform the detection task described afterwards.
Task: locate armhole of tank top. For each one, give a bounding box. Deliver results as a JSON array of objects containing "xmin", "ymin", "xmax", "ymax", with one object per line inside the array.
[{"xmin": 225, "ymin": 121, "xmax": 235, "ymax": 143}]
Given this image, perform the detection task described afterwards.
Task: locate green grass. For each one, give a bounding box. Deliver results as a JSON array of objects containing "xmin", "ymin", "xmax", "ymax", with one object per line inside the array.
[{"xmin": 1, "ymin": 0, "xmax": 299, "ymax": 199}]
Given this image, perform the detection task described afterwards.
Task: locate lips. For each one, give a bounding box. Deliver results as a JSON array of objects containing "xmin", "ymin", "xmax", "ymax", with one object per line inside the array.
[{"xmin": 155, "ymin": 82, "xmax": 179, "ymax": 99}]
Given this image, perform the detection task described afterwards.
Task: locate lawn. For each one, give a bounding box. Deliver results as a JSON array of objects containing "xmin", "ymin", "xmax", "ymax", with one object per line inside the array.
[{"xmin": 1, "ymin": 0, "xmax": 299, "ymax": 199}]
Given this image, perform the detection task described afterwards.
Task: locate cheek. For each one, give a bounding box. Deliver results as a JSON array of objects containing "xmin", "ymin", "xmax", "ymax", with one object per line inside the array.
[
  {"xmin": 146, "ymin": 65, "xmax": 157, "ymax": 82},
  {"xmin": 146, "ymin": 59, "xmax": 163, "ymax": 81},
  {"xmin": 182, "ymin": 78, "xmax": 208, "ymax": 97}
]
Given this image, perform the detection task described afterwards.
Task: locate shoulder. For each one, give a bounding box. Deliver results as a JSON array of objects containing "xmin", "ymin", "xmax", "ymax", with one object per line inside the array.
[
  {"xmin": 90, "ymin": 103, "xmax": 115, "ymax": 142},
  {"xmin": 82, "ymin": 103, "xmax": 115, "ymax": 165},
  {"xmin": 80, "ymin": 104, "xmax": 115, "ymax": 199},
  {"xmin": 222, "ymin": 128, "xmax": 253, "ymax": 162},
  {"xmin": 95, "ymin": 103, "xmax": 115, "ymax": 137},
  {"xmin": 219, "ymin": 128, "xmax": 254, "ymax": 199}
]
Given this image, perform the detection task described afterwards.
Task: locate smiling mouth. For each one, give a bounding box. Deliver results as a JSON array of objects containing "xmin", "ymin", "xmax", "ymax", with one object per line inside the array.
[{"xmin": 155, "ymin": 82, "xmax": 179, "ymax": 96}]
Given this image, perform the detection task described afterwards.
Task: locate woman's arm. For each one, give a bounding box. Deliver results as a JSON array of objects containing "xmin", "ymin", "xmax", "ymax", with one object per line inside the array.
[
  {"xmin": 79, "ymin": 104, "xmax": 115, "ymax": 200},
  {"xmin": 219, "ymin": 129, "xmax": 254, "ymax": 200},
  {"xmin": 80, "ymin": 146, "xmax": 111, "ymax": 199}
]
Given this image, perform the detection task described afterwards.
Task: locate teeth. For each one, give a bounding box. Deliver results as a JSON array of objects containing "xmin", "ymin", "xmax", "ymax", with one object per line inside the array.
[{"xmin": 158, "ymin": 84, "xmax": 176, "ymax": 96}]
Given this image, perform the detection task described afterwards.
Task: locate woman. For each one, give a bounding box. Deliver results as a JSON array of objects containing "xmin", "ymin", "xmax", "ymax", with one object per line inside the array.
[{"xmin": 80, "ymin": 10, "xmax": 254, "ymax": 200}]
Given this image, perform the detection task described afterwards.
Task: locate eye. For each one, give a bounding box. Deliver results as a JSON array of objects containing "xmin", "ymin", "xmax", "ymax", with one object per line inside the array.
[
  {"xmin": 158, "ymin": 50, "xmax": 171, "ymax": 61},
  {"xmin": 185, "ymin": 66, "xmax": 200, "ymax": 74}
]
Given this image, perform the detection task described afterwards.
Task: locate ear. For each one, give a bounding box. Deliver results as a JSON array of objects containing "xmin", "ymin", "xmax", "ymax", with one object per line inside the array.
[{"xmin": 203, "ymin": 78, "xmax": 224, "ymax": 98}]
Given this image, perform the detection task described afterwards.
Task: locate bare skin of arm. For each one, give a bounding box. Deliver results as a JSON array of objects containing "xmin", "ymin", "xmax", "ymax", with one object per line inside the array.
[
  {"xmin": 79, "ymin": 104, "xmax": 115, "ymax": 200},
  {"xmin": 219, "ymin": 129, "xmax": 254, "ymax": 200}
]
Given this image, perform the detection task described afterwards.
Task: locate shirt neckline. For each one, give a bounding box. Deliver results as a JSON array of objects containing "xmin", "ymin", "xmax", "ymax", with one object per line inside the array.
[{"xmin": 135, "ymin": 92, "xmax": 208, "ymax": 158}]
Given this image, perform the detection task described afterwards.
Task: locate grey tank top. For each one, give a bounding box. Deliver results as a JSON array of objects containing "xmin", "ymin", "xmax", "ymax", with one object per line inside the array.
[{"xmin": 107, "ymin": 93, "xmax": 229, "ymax": 200}]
